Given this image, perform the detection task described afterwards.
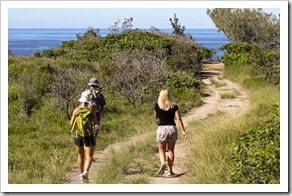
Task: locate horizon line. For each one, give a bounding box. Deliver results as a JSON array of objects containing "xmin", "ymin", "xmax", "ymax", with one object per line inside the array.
[{"xmin": 8, "ymin": 27, "xmax": 218, "ymax": 30}]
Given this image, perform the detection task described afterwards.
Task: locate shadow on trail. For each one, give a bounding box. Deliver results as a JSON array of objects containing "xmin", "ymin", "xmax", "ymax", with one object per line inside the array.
[
  {"xmin": 158, "ymin": 172, "xmax": 187, "ymax": 178},
  {"xmin": 201, "ymin": 70, "xmax": 221, "ymax": 79},
  {"xmin": 125, "ymin": 170, "xmax": 145, "ymax": 175}
]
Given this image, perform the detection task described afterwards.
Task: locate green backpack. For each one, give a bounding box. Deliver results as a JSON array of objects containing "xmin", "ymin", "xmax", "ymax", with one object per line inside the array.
[{"xmin": 71, "ymin": 106, "xmax": 93, "ymax": 137}]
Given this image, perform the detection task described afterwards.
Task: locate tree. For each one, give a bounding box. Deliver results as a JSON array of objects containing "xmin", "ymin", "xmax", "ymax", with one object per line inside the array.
[
  {"xmin": 121, "ymin": 17, "xmax": 134, "ymax": 32},
  {"xmin": 109, "ymin": 19, "xmax": 121, "ymax": 34},
  {"xmin": 49, "ymin": 67, "xmax": 92, "ymax": 119},
  {"xmin": 206, "ymin": 8, "xmax": 280, "ymax": 48},
  {"xmin": 109, "ymin": 17, "xmax": 133, "ymax": 34},
  {"xmin": 101, "ymin": 47, "xmax": 169, "ymax": 108},
  {"xmin": 76, "ymin": 27, "xmax": 100, "ymax": 40},
  {"xmin": 169, "ymin": 13, "xmax": 185, "ymax": 36}
]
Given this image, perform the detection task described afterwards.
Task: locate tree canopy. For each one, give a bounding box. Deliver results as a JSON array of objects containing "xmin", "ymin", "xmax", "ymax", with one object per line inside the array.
[{"xmin": 207, "ymin": 8, "xmax": 280, "ymax": 48}]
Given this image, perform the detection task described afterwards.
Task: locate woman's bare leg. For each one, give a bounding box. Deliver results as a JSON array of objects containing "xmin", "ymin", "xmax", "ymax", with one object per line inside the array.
[
  {"xmin": 167, "ymin": 141, "xmax": 176, "ymax": 172},
  {"xmin": 76, "ymin": 146, "xmax": 84, "ymax": 174},
  {"xmin": 84, "ymin": 146, "xmax": 94, "ymax": 172},
  {"xmin": 158, "ymin": 142, "xmax": 167, "ymax": 164}
]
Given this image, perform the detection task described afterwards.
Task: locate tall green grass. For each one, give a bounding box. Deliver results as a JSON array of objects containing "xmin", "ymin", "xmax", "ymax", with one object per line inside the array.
[
  {"xmin": 8, "ymin": 85, "xmax": 201, "ymax": 184},
  {"xmin": 8, "ymin": 99, "xmax": 159, "ymax": 184},
  {"xmin": 186, "ymin": 64, "xmax": 280, "ymax": 184},
  {"xmin": 94, "ymin": 132, "xmax": 158, "ymax": 184},
  {"xmin": 186, "ymin": 114, "xmax": 248, "ymax": 183},
  {"xmin": 7, "ymin": 30, "xmax": 207, "ymax": 184},
  {"xmin": 8, "ymin": 103, "xmax": 76, "ymax": 184}
]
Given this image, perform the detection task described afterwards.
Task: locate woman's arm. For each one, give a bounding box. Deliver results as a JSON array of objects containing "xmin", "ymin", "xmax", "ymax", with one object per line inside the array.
[
  {"xmin": 154, "ymin": 110, "xmax": 158, "ymax": 119},
  {"xmin": 175, "ymin": 110, "xmax": 187, "ymax": 140},
  {"xmin": 70, "ymin": 108, "xmax": 78, "ymax": 126}
]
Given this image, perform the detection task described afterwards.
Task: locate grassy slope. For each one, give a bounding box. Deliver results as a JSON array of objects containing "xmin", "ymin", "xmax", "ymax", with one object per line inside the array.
[
  {"xmin": 186, "ymin": 64, "xmax": 279, "ymax": 183},
  {"xmin": 8, "ymin": 30, "xmax": 205, "ymax": 184},
  {"xmin": 83, "ymin": 64, "xmax": 279, "ymax": 184}
]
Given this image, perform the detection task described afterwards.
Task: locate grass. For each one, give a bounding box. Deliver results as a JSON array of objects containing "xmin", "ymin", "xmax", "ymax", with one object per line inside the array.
[
  {"xmin": 186, "ymin": 112, "xmax": 250, "ymax": 183},
  {"xmin": 86, "ymin": 64, "xmax": 279, "ymax": 184},
  {"xmin": 220, "ymin": 89, "xmax": 240, "ymax": 99},
  {"xmin": 8, "ymin": 105, "xmax": 77, "ymax": 184},
  {"xmin": 84, "ymin": 64, "xmax": 279, "ymax": 184},
  {"xmin": 94, "ymin": 132, "xmax": 158, "ymax": 184},
  {"xmin": 7, "ymin": 100, "xmax": 157, "ymax": 184},
  {"xmin": 186, "ymin": 63, "xmax": 280, "ymax": 184},
  {"xmin": 210, "ymin": 78, "xmax": 226, "ymax": 88},
  {"xmin": 8, "ymin": 86, "xmax": 202, "ymax": 184},
  {"xmin": 8, "ymin": 59, "xmax": 279, "ymax": 184},
  {"xmin": 207, "ymin": 110, "xmax": 225, "ymax": 118}
]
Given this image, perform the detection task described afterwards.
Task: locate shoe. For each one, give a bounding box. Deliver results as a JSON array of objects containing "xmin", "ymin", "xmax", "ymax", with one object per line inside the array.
[
  {"xmin": 83, "ymin": 171, "xmax": 89, "ymax": 180},
  {"xmin": 80, "ymin": 171, "xmax": 89, "ymax": 181},
  {"xmin": 158, "ymin": 162, "xmax": 166, "ymax": 175}
]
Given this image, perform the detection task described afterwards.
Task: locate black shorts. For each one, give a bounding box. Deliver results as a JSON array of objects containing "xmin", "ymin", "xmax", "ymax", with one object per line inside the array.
[{"xmin": 74, "ymin": 135, "xmax": 95, "ymax": 147}]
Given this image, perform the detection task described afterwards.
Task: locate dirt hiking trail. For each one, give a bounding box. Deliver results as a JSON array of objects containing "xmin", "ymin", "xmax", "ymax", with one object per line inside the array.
[{"xmin": 63, "ymin": 63, "xmax": 250, "ymax": 184}]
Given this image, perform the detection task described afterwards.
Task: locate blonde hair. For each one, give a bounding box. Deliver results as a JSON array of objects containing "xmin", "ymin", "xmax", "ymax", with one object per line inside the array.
[
  {"xmin": 158, "ymin": 89, "xmax": 175, "ymax": 111},
  {"xmin": 80, "ymin": 102, "xmax": 94, "ymax": 109}
]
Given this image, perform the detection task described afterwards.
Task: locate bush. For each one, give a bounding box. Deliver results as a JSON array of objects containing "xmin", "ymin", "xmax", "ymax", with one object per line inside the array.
[
  {"xmin": 230, "ymin": 104, "xmax": 280, "ymax": 183},
  {"xmin": 220, "ymin": 42, "xmax": 253, "ymax": 67},
  {"xmin": 220, "ymin": 42, "xmax": 280, "ymax": 85},
  {"xmin": 8, "ymin": 28, "xmax": 206, "ymax": 183},
  {"xmin": 161, "ymin": 72, "xmax": 203, "ymax": 111},
  {"xmin": 35, "ymin": 29, "xmax": 204, "ymax": 78}
]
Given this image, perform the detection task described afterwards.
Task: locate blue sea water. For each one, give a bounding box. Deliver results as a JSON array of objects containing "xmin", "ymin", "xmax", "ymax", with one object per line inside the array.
[{"xmin": 8, "ymin": 28, "xmax": 229, "ymax": 57}]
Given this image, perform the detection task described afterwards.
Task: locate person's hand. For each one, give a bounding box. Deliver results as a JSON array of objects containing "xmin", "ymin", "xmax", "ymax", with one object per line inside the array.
[
  {"xmin": 182, "ymin": 131, "xmax": 187, "ymax": 140},
  {"xmin": 94, "ymin": 125, "xmax": 99, "ymax": 137}
]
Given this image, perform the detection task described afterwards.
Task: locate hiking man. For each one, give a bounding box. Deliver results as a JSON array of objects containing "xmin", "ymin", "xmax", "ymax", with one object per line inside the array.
[
  {"xmin": 86, "ymin": 78, "xmax": 106, "ymax": 141},
  {"xmin": 70, "ymin": 91, "xmax": 98, "ymax": 181}
]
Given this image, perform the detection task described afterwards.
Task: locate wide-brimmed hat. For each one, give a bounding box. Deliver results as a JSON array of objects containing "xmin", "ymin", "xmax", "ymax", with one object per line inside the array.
[
  {"xmin": 88, "ymin": 78, "xmax": 99, "ymax": 86},
  {"xmin": 79, "ymin": 91, "xmax": 93, "ymax": 103}
]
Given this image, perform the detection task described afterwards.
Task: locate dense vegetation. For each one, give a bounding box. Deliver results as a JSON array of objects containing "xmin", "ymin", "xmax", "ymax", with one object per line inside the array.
[
  {"xmin": 205, "ymin": 8, "xmax": 280, "ymax": 184},
  {"xmin": 207, "ymin": 8, "xmax": 280, "ymax": 85},
  {"xmin": 8, "ymin": 22, "xmax": 210, "ymax": 183},
  {"xmin": 8, "ymin": 9, "xmax": 280, "ymax": 184}
]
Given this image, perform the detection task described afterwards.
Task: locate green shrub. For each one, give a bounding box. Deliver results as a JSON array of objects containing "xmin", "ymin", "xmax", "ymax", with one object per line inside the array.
[
  {"xmin": 8, "ymin": 28, "xmax": 206, "ymax": 184},
  {"xmin": 230, "ymin": 104, "xmax": 280, "ymax": 183},
  {"xmin": 161, "ymin": 72, "xmax": 203, "ymax": 111},
  {"xmin": 36, "ymin": 30, "xmax": 204, "ymax": 78},
  {"xmin": 220, "ymin": 42, "xmax": 279, "ymax": 85},
  {"xmin": 220, "ymin": 42, "xmax": 253, "ymax": 67}
]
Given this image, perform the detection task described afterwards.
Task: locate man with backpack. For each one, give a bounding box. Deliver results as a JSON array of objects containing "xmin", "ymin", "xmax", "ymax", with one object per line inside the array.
[
  {"xmin": 86, "ymin": 78, "xmax": 106, "ymax": 141},
  {"xmin": 70, "ymin": 91, "xmax": 98, "ymax": 181}
]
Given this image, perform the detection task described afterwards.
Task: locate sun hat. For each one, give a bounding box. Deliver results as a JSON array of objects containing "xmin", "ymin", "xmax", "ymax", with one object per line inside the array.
[
  {"xmin": 88, "ymin": 78, "xmax": 99, "ymax": 86},
  {"xmin": 79, "ymin": 91, "xmax": 93, "ymax": 103}
]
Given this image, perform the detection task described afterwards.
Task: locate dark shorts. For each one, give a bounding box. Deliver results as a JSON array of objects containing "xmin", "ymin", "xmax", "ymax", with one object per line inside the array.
[{"xmin": 74, "ymin": 135, "xmax": 95, "ymax": 147}]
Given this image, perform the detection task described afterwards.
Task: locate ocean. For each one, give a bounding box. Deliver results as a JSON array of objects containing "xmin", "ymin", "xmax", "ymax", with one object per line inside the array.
[{"xmin": 8, "ymin": 28, "xmax": 229, "ymax": 57}]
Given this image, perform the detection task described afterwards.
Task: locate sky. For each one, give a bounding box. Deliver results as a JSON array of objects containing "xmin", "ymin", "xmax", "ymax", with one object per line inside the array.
[{"xmin": 6, "ymin": 2, "xmax": 281, "ymax": 29}]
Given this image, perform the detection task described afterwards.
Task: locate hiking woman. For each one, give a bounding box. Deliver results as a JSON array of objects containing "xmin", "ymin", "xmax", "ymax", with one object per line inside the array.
[
  {"xmin": 70, "ymin": 91, "xmax": 98, "ymax": 181},
  {"xmin": 154, "ymin": 89, "xmax": 187, "ymax": 176}
]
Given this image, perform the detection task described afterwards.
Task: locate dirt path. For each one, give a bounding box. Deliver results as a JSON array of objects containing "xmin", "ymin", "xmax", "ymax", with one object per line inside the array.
[
  {"xmin": 148, "ymin": 63, "xmax": 250, "ymax": 184},
  {"xmin": 63, "ymin": 63, "xmax": 250, "ymax": 184}
]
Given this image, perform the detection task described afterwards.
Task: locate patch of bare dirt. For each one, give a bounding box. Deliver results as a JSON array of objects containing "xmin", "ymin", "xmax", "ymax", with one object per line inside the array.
[{"xmin": 63, "ymin": 63, "xmax": 250, "ymax": 184}]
